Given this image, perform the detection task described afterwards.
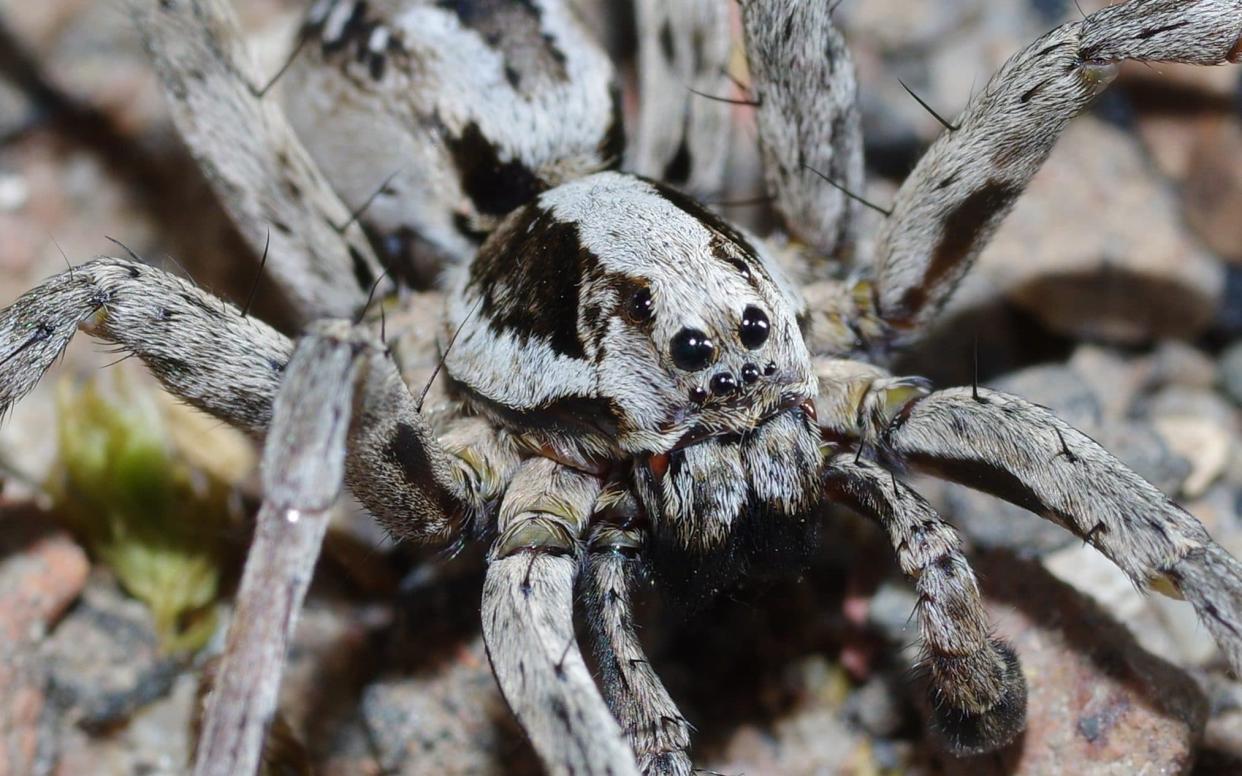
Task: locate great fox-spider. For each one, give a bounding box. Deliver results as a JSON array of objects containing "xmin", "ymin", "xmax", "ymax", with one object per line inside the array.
[{"xmin": 2, "ymin": 0, "xmax": 1241, "ymax": 774}]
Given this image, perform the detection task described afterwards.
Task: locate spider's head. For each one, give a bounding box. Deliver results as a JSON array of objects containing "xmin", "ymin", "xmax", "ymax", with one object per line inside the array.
[{"xmin": 442, "ymin": 172, "xmax": 817, "ymax": 461}]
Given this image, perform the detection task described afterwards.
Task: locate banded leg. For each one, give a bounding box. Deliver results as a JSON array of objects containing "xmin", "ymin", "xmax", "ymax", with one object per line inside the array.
[
  {"xmin": 584, "ymin": 517, "xmax": 692, "ymax": 776},
  {"xmin": 872, "ymin": 0, "xmax": 1242, "ymax": 334},
  {"xmin": 880, "ymin": 387, "xmax": 1242, "ymax": 674},
  {"xmin": 129, "ymin": 0, "xmax": 387, "ymax": 320},
  {"xmin": 482, "ymin": 458, "xmax": 639, "ymax": 776},
  {"xmin": 630, "ymin": 0, "xmax": 732, "ymax": 197},
  {"xmin": 825, "ymin": 455, "xmax": 1026, "ymax": 755},
  {"xmin": 194, "ymin": 321, "xmax": 365, "ymax": 776},
  {"xmin": 0, "ymin": 258, "xmax": 468, "ymax": 540},
  {"xmin": 742, "ymin": 0, "xmax": 865, "ymax": 268}
]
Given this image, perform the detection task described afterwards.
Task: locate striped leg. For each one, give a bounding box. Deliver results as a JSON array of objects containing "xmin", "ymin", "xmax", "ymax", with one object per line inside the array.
[
  {"xmin": 584, "ymin": 515, "xmax": 692, "ymax": 775},
  {"xmin": 871, "ymin": 0, "xmax": 1242, "ymax": 336},
  {"xmin": 826, "ymin": 455, "xmax": 1026, "ymax": 754},
  {"xmin": 881, "ymin": 387, "xmax": 1242, "ymax": 675}
]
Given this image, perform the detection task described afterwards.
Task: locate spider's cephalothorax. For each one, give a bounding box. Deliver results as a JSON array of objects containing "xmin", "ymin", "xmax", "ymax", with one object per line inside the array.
[
  {"xmin": 3, "ymin": 2, "xmax": 1242, "ymax": 776},
  {"xmin": 441, "ymin": 170, "xmax": 825, "ymax": 591}
]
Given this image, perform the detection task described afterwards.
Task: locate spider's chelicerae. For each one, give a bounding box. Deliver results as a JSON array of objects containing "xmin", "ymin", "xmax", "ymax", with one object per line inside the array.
[{"xmin": 3, "ymin": 0, "xmax": 1242, "ymax": 773}]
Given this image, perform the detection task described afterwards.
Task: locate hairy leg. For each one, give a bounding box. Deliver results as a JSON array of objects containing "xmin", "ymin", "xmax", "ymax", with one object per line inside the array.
[
  {"xmin": 583, "ymin": 509, "xmax": 692, "ymax": 776},
  {"xmin": 629, "ymin": 0, "xmax": 732, "ymax": 198},
  {"xmin": 0, "ymin": 258, "xmax": 471, "ymax": 537},
  {"xmin": 129, "ymin": 0, "xmax": 388, "ymax": 320},
  {"xmin": 871, "ymin": 0, "xmax": 1242, "ymax": 335},
  {"xmin": 825, "ymin": 454, "xmax": 1026, "ymax": 754},
  {"xmin": 482, "ymin": 458, "xmax": 639, "ymax": 776},
  {"xmin": 880, "ymin": 386, "xmax": 1242, "ymax": 673},
  {"xmin": 194, "ymin": 321, "xmax": 367, "ymax": 776},
  {"xmin": 742, "ymin": 0, "xmax": 865, "ymax": 269}
]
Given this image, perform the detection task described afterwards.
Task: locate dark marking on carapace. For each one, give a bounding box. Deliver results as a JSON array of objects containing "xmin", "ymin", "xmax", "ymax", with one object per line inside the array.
[
  {"xmin": 659, "ymin": 19, "xmax": 675, "ymax": 62},
  {"xmin": 646, "ymin": 179, "xmax": 774, "ymax": 286},
  {"xmin": 467, "ymin": 205, "xmax": 590, "ymax": 358}
]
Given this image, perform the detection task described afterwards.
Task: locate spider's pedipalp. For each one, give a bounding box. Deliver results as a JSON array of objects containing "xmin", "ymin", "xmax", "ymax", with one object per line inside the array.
[
  {"xmin": 872, "ymin": 0, "xmax": 1242, "ymax": 336},
  {"xmin": 825, "ymin": 455, "xmax": 1027, "ymax": 755},
  {"xmin": 881, "ymin": 386, "xmax": 1242, "ymax": 674},
  {"xmin": 131, "ymin": 0, "xmax": 388, "ymax": 320},
  {"xmin": 482, "ymin": 458, "xmax": 639, "ymax": 776},
  {"xmin": 584, "ymin": 513, "xmax": 693, "ymax": 776},
  {"xmin": 630, "ymin": 0, "xmax": 732, "ymax": 198},
  {"xmin": 194, "ymin": 322, "xmax": 366, "ymax": 776},
  {"xmin": 741, "ymin": 0, "xmax": 865, "ymax": 268}
]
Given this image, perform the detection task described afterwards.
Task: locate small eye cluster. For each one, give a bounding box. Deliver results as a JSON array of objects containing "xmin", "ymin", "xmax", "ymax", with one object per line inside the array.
[
  {"xmin": 622, "ymin": 287, "xmax": 778, "ymax": 402},
  {"xmin": 670, "ymin": 305, "xmax": 776, "ymax": 402}
]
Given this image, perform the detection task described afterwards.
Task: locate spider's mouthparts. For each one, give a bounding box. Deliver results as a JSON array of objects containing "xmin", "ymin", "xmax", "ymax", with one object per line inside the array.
[{"xmin": 659, "ymin": 393, "xmax": 817, "ymax": 457}]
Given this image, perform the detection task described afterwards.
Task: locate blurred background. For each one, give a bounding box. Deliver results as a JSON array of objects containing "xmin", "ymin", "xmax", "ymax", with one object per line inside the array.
[{"xmin": 0, "ymin": 1, "xmax": 1241, "ymax": 773}]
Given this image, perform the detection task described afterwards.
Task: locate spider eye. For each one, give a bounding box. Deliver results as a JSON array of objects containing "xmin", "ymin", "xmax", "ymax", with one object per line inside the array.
[
  {"xmin": 625, "ymin": 287, "xmax": 654, "ymax": 324},
  {"xmin": 739, "ymin": 306, "xmax": 770, "ymax": 349},
  {"xmin": 670, "ymin": 328, "xmax": 715, "ymax": 372}
]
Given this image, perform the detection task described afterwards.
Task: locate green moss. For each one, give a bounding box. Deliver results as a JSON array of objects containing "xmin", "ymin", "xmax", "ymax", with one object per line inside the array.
[{"xmin": 48, "ymin": 375, "xmax": 234, "ymax": 654}]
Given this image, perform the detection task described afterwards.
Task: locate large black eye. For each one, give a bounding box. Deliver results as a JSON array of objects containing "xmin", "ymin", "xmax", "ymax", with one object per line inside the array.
[
  {"xmin": 625, "ymin": 286, "xmax": 654, "ymax": 324},
  {"xmin": 670, "ymin": 328, "xmax": 715, "ymax": 372},
  {"xmin": 739, "ymin": 306, "xmax": 770, "ymax": 349}
]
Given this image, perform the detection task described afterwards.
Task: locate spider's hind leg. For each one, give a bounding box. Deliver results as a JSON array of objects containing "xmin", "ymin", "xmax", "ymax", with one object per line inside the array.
[
  {"xmin": 826, "ymin": 455, "xmax": 1027, "ymax": 755},
  {"xmin": 870, "ymin": 0, "xmax": 1242, "ymax": 339},
  {"xmin": 880, "ymin": 386, "xmax": 1242, "ymax": 675}
]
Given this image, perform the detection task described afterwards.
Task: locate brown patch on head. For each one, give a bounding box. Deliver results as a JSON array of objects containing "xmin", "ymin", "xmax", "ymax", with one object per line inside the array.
[
  {"xmin": 898, "ymin": 181, "xmax": 1020, "ymax": 321},
  {"xmin": 1228, "ymin": 35, "xmax": 1242, "ymax": 63}
]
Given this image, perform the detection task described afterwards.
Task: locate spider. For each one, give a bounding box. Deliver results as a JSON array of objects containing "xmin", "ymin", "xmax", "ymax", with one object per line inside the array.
[{"xmin": 2, "ymin": 0, "xmax": 1241, "ymax": 774}]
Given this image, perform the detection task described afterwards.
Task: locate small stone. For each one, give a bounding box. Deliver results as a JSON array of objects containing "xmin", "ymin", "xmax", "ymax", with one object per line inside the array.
[
  {"xmin": 42, "ymin": 573, "xmax": 180, "ymax": 731},
  {"xmin": 0, "ymin": 510, "xmax": 88, "ymax": 776},
  {"xmin": 1219, "ymin": 341, "xmax": 1242, "ymax": 406},
  {"xmin": 360, "ymin": 637, "xmax": 538, "ymax": 775},
  {"xmin": 940, "ymin": 554, "xmax": 1207, "ymax": 775},
  {"xmin": 1178, "ymin": 118, "xmax": 1242, "ymax": 264},
  {"xmin": 52, "ymin": 671, "xmax": 197, "ymax": 776},
  {"xmin": 1146, "ymin": 340, "xmax": 1219, "ymax": 392},
  {"xmin": 845, "ymin": 674, "xmax": 908, "ymax": 738},
  {"xmin": 1151, "ymin": 416, "xmax": 1231, "ymax": 498},
  {"xmin": 1068, "ymin": 344, "xmax": 1146, "ymax": 423},
  {"xmin": 977, "ymin": 118, "xmax": 1224, "ymax": 343}
]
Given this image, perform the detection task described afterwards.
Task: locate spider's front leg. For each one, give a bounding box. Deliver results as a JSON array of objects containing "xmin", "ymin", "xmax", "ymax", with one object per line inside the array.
[
  {"xmin": 825, "ymin": 455, "xmax": 1027, "ymax": 755},
  {"xmin": 482, "ymin": 459, "xmax": 640, "ymax": 776},
  {"xmin": 583, "ymin": 500, "xmax": 693, "ymax": 776},
  {"xmin": 867, "ymin": 0, "xmax": 1242, "ymax": 337},
  {"xmin": 877, "ymin": 386, "xmax": 1242, "ymax": 674}
]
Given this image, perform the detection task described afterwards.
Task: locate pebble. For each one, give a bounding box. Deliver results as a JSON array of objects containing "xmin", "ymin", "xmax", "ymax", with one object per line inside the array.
[
  {"xmin": 980, "ymin": 118, "xmax": 1224, "ymax": 343},
  {"xmin": 0, "ymin": 510, "xmax": 88, "ymax": 776}
]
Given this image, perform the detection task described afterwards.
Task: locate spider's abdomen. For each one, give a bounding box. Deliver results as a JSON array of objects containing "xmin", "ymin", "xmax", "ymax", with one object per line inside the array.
[
  {"xmin": 284, "ymin": 0, "xmax": 622, "ymax": 285},
  {"xmin": 440, "ymin": 171, "xmax": 818, "ymax": 469}
]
